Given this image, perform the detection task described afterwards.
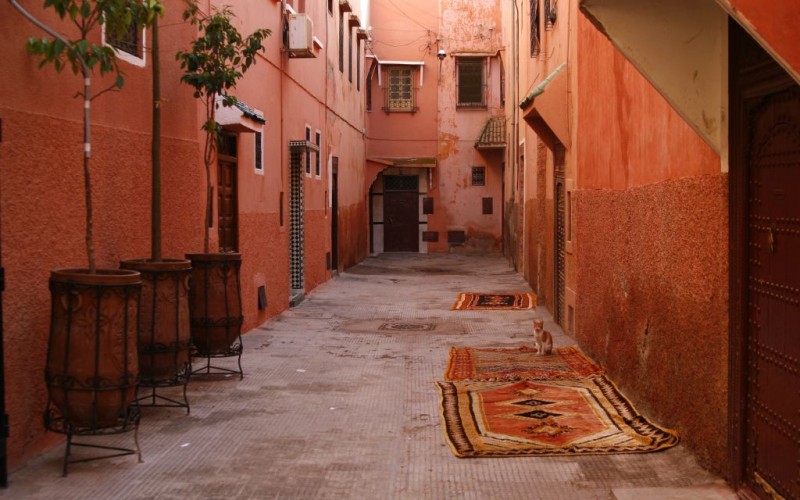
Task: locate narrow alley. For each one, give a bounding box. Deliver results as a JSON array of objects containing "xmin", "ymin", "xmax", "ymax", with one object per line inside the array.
[{"xmin": 0, "ymin": 254, "xmax": 734, "ymax": 499}]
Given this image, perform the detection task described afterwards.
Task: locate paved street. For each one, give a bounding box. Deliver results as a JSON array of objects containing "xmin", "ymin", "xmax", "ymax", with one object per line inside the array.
[{"xmin": 1, "ymin": 254, "xmax": 735, "ymax": 499}]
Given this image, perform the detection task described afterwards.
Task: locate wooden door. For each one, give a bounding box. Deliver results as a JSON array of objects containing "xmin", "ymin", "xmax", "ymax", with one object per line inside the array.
[
  {"xmin": 730, "ymin": 22, "xmax": 799, "ymax": 500},
  {"xmin": 217, "ymin": 157, "xmax": 238, "ymax": 252},
  {"xmin": 383, "ymin": 175, "xmax": 419, "ymax": 252}
]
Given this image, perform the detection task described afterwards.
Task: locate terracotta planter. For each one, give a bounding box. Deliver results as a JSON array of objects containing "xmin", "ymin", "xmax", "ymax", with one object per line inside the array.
[
  {"xmin": 186, "ymin": 253, "xmax": 243, "ymax": 357},
  {"xmin": 119, "ymin": 259, "xmax": 191, "ymax": 385},
  {"xmin": 46, "ymin": 269, "xmax": 141, "ymax": 430}
]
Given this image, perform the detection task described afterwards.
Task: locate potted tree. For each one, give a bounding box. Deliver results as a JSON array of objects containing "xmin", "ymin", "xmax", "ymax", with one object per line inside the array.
[
  {"xmin": 176, "ymin": 1, "xmax": 269, "ymax": 379},
  {"xmin": 120, "ymin": 8, "xmax": 193, "ymax": 413},
  {"xmin": 10, "ymin": 0, "xmax": 161, "ymax": 475}
]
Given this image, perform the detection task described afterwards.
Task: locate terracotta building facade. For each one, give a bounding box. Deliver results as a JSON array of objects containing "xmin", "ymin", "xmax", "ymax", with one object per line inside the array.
[
  {"xmin": 509, "ymin": 1, "xmax": 799, "ymax": 498},
  {"xmin": 0, "ymin": 0, "xmax": 797, "ymax": 497},
  {"xmin": 0, "ymin": 0, "xmax": 370, "ymax": 470}
]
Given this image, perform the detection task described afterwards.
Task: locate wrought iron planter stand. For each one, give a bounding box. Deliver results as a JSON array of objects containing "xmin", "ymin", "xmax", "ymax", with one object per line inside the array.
[
  {"xmin": 45, "ymin": 269, "xmax": 143, "ymax": 476},
  {"xmin": 120, "ymin": 259, "xmax": 193, "ymax": 413},
  {"xmin": 186, "ymin": 253, "xmax": 244, "ymax": 379}
]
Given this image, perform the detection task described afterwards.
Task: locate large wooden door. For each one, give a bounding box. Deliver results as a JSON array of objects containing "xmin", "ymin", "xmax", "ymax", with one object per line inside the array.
[
  {"xmin": 383, "ymin": 175, "xmax": 419, "ymax": 252},
  {"xmin": 217, "ymin": 157, "xmax": 238, "ymax": 253},
  {"xmin": 730, "ymin": 22, "xmax": 799, "ymax": 500}
]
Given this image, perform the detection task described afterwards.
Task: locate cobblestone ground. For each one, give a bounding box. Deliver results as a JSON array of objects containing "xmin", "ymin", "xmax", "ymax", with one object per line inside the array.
[{"xmin": 1, "ymin": 254, "xmax": 735, "ymax": 499}]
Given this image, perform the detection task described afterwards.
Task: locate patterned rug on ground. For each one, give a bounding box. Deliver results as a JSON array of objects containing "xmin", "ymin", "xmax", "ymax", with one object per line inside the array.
[
  {"xmin": 437, "ymin": 376, "xmax": 679, "ymax": 458},
  {"xmin": 451, "ymin": 292, "xmax": 537, "ymax": 311},
  {"xmin": 445, "ymin": 346, "xmax": 604, "ymax": 381}
]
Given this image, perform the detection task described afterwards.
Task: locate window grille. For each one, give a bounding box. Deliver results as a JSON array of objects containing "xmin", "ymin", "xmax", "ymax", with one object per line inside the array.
[
  {"xmin": 457, "ymin": 58, "xmax": 486, "ymax": 108},
  {"xmin": 384, "ymin": 175, "xmax": 418, "ymax": 192},
  {"xmin": 385, "ymin": 67, "xmax": 416, "ymax": 112},
  {"xmin": 530, "ymin": 0, "xmax": 541, "ymax": 57},
  {"xmin": 471, "ymin": 166, "xmax": 486, "ymax": 186},
  {"xmin": 108, "ymin": 20, "xmax": 141, "ymax": 58}
]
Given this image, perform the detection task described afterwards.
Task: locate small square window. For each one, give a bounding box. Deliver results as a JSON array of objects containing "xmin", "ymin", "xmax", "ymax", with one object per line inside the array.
[{"xmin": 471, "ymin": 166, "xmax": 486, "ymax": 186}]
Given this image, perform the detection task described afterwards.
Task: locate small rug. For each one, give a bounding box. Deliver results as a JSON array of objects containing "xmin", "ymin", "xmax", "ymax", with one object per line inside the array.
[
  {"xmin": 445, "ymin": 346, "xmax": 604, "ymax": 381},
  {"xmin": 452, "ymin": 292, "xmax": 536, "ymax": 311},
  {"xmin": 437, "ymin": 376, "xmax": 679, "ymax": 458}
]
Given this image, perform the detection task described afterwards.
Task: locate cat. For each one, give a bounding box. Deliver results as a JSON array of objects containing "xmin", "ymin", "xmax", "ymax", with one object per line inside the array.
[{"xmin": 532, "ymin": 318, "xmax": 553, "ymax": 355}]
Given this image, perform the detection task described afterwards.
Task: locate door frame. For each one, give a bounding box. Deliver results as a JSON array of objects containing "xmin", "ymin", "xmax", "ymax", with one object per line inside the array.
[{"xmin": 727, "ymin": 19, "xmax": 797, "ymax": 492}]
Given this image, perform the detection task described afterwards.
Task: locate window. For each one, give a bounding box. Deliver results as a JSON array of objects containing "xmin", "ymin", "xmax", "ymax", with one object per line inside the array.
[
  {"xmin": 471, "ymin": 166, "xmax": 486, "ymax": 186},
  {"xmin": 339, "ymin": 12, "xmax": 345, "ymax": 72},
  {"xmin": 305, "ymin": 126, "xmax": 312, "ymax": 175},
  {"xmin": 255, "ymin": 132, "xmax": 263, "ymax": 173},
  {"xmin": 105, "ymin": 19, "xmax": 145, "ymax": 66},
  {"xmin": 348, "ymin": 23, "xmax": 353, "ymax": 83},
  {"xmin": 385, "ymin": 67, "xmax": 415, "ymax": 112},
  {"xmin": 315, "ymin": 131, "xmax": 321, "ymax": 176},
  {"xmin": 356, "ymin": 41, "xmax": 362, "ymax": 91},
  {"xmin": 457, "ymin": 58, "xmax": 486, "ymax": 108},
  {"xmin": 530, "ymin": 0, "xmax": 541, "ymax": 57},
  {"xmin": 328, "ymin": 0, "xmax": 333, "ymax": 15}
]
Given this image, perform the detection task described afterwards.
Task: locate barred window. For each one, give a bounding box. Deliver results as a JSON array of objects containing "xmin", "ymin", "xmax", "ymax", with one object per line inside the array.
[
  {"xmin": 386, "ymin": 67, "xmax": 415, "ymax": 112},
  {"xmin": 457, "ymin": 58, "xmax": 486, "ymax": 108},
  {"xmin": 471, "ymin": 166, "xmax": 486, "ymax": 186},
  {"xmin": 107, "ymin": 19, "xmax": 143, "ymax": 59},
  {"xmin": 530, "ymin": 0, "xmax": 541, "ymax": 57}
]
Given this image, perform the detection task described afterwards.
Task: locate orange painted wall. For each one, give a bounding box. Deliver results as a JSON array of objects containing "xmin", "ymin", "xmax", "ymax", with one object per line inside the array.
[
  {"xmin": 725, "ymin": 0, "xmax": 800, "ymax": 77},
  {"xmin": 574, "ymin": 13, "xmax": 730, "ymax": 475},
  {"xmin": 0, "ymin": 0, "xmax": 202, "ymax": 467}
]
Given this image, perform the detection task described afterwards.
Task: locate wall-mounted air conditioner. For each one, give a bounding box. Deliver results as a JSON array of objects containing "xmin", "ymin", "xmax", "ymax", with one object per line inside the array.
[{"xmin": 288, "ymin": 14, "xmax": 315, "ymax": 58}]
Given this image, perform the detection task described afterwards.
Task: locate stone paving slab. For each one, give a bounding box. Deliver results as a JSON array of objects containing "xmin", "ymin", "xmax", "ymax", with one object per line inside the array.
[{"xmin": 1, "ymin": 254, "xmax": 733, "ymax": 499}]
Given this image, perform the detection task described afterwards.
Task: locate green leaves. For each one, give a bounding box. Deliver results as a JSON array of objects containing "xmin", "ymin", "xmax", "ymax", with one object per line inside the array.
[
  {"xmin": 26, "ymin": 0, "xmax": 163, "ymax": 90},
  {"xmin": 176, "ymin": 2, "xmax": 271, "ymax": 102}
]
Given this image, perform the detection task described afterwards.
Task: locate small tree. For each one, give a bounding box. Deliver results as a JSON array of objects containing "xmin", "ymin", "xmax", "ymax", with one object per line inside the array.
[
  {"xmin": 176, "ymin": 1, "xmax": 270, "ymax": 253},
  {"xmin": 10, "ymin": 0, "xmax": 162, "ymax": 273}
]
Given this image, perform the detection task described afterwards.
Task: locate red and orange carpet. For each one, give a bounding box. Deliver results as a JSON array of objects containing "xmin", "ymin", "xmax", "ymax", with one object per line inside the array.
[{"xmin": 438, "ymin": 346, "xmax": 678, "ymax": 458}]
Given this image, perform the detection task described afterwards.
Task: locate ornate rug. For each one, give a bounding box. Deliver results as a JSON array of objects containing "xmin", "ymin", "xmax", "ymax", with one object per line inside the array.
[
  {"xmin": 452, "ymin": 292, "xmax": 537, "ymax": 311},
  {"xmin": 437, "ymin": 376, "xmax": 679, "ymax": 458},
  {"xmin": 445, "ymin": 346, "xmax": 604, "ymax": 381}
]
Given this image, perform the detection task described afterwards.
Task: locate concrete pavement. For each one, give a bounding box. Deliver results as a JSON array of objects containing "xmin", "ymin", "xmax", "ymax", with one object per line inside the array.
[{"xmin": 1, "ymin": 253, "xmax": 735, "ymax": 499}]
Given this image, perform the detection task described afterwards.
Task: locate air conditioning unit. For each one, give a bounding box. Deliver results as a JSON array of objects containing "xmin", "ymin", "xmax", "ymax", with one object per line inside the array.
[{"xmin": 288, "ymin": 14, "xmax": 315, "ymax": 58}]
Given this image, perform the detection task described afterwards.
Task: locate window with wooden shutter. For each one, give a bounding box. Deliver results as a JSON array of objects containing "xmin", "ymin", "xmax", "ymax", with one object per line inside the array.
[
  {"xmin": 386, "ymin": 67, "xmax": 415, "ymax": 112},
  {"xmin": 457, "ymin": 58, "xmax": 486, "ymax": 108}
]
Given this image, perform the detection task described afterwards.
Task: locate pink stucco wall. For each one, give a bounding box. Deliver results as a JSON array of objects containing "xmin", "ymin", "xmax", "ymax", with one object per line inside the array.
[
  {"xmin": 0, "ymin": 0, "xmax": 202, "ymax": 466},
  {"xmin": 0, "ymin": 0, "xmax": 371, "ymax": 468},
  {"xmin": 575, "ymin": 13, "xmax": 730, "ymax": 475}
]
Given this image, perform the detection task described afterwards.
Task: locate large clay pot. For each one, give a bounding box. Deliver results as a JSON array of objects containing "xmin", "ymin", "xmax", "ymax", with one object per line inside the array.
[
  {"xmin": 186, "ymin": 253, "xmax": 243, "ymax": 356},
  {"xmin": 46, "ymin": 269, "xmax": 141, "ymax": 430},
  {"xmin": 119, "ymin": 259, "xmax": 191, "ymax": 384}
]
